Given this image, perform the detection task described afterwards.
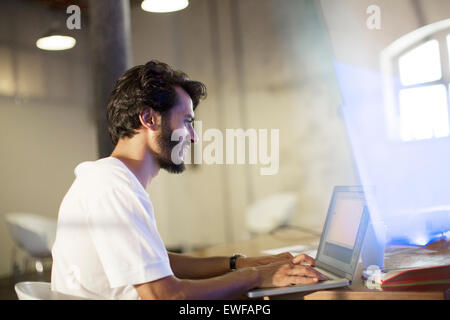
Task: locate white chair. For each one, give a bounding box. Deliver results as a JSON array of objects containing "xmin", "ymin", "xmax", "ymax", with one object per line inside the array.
[
  {"xmin": 246, "ymin": 192, "xmax": 297, "ymax": 234},
  {"xmin": 15, "ymin": 281, "xmax": 84, "ymax": 300},
  {"xmin": 5, "ymin": 213, "xmax": 57, "ymax": 275}
]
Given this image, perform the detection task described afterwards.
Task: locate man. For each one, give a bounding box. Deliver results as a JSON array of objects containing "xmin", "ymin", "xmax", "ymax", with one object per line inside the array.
[{"xmin": 51, "ymin": 60, "xmax": 326, "ymax": 299}]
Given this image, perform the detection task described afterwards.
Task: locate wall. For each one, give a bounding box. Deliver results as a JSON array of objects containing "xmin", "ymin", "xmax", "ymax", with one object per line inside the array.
[
  {"xmin": 0, "ymin": 0, "xmax": 96, "ymax": 277},
  {"xmin": 320, "ymin": 0, "xmax": 450, "ymax": 68}
]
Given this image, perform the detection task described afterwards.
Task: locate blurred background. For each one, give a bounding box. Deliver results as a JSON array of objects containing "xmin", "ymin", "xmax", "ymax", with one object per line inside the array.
[{"xmin": 0, "ymin": 0, "xmax": 449, "ymax": 282}]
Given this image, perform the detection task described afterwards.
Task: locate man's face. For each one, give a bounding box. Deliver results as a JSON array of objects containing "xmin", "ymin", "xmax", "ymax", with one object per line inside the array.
[{"xmin": 151, "ymin": 86, "xmax": 198, "ymax": 173}]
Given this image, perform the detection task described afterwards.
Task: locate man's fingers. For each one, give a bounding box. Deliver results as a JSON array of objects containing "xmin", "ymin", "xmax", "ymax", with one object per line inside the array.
[
  {"xmin": 287, "ymin": 265, "xmax": 327, "ymax": 280},
  {"xmin": 266, "ymin": 262, "xmax": 327, "ymax": 287},
  {"xmin": 290, "ymin": 276, "xmax": 319, "ymax": 285},
  {"xmin": 292, "ymin": 253, "xmax": 315, "ymax": 266}
]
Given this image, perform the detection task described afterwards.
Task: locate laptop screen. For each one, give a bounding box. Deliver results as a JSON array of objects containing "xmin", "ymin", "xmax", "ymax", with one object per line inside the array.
[{"xmin": 315, "ymin": 186, "xmax": 369, "ymax": 279}]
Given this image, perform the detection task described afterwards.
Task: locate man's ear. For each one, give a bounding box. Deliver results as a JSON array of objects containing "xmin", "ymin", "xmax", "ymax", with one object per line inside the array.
[{"xmin": 139, "ymin": 108, "xmax": 159, "ymax": 130}]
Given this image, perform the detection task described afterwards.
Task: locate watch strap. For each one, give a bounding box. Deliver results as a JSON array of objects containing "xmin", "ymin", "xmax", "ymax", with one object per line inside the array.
[{"xmin": 229, "ymin": 254, "xmax": 245, "ymax": 271}]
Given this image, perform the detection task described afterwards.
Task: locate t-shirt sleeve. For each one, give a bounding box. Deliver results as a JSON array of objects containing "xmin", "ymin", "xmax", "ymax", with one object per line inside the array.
[{"xmin": 86, "ymin": 183, "xmax": 173, "ymax": 288}]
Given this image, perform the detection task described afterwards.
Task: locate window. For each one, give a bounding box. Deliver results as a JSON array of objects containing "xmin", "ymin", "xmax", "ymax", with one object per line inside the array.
[
  {"xmin": 398, "ymin": 84, "xmax": 448, "ymax": 140},
  {"xmin": 381, "ymin": 19, "xmax": 450, "ymax": 142},
  {"xmin": 398, "ymin": 40, "xmax": 441, "ymax": 86}
]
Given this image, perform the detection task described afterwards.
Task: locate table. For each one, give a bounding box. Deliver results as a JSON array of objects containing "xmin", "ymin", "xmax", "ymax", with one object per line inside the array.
[{"xmin": 190, "ymin": 228, "xmax": 450, "ymax": 300}]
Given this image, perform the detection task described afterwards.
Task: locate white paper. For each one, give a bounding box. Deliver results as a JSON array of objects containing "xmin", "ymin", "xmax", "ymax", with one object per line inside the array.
[
  {"xmin": 261, "ymin": 244, "xmax": 308, "ymax": 255},
  {"xmin": 303, "ymin": 249, "xmax": 317, "ymax": 259}
]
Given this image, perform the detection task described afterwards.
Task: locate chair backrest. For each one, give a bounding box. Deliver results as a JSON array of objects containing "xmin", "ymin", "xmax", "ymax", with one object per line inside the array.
[
  {"xmin": 5, "ymin": 213, "xmax": 56, "ymax": 258},
  {"xmin": 15, "ymin": 282, "xmax": 84, "ymax": 300}
]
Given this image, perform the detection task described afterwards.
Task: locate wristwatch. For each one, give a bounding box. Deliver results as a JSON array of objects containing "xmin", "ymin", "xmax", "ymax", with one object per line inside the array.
[{"xmin": 229, "ymin": 253, "xmax": 246, "ymax": 271}]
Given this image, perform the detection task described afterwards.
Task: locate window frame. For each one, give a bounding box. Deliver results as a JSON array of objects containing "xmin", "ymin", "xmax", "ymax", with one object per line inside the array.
[{"xmin": 380, "ymin": 19, "xmax": 450, "ymax": 142}]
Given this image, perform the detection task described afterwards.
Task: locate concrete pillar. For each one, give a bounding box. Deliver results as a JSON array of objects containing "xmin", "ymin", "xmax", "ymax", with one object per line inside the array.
[{"xmin": 89, "ymin": 0, "xmax": 132, "ymax": 158}]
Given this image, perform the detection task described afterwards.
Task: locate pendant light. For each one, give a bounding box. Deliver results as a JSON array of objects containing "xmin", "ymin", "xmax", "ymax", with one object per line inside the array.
[
  {"xmin": 141, "ymin": 0, "xmax": 189, "ymax": 13},
  {"xmin": 36, "ymin": 22, "xmax": 76, "ymax": 51}
]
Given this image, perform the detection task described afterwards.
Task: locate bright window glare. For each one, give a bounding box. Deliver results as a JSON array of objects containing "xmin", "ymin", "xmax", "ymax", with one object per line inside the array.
[
  {"xmin": 398, "ymin": 40, "xmax": 441, "ymax": 86},
  {"xmin": 412, "ymin": 236, "xmax": 429, "ymax": 246},
  {"xmin": 448, "ymin": 34, "xmax": 450, "ymax": 67},
  {"xmin": 399, "ymin": 84, "xmax": 449, "ymax": 141},
  {"xmin": 141, "ymin": 0, "xmax": 189, "ymax": 13}
]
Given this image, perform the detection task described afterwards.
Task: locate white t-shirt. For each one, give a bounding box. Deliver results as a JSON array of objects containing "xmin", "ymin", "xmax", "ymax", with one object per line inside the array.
[{"xmin": 51, "ymin": 157, "xmax": 173, "ymax": 299}]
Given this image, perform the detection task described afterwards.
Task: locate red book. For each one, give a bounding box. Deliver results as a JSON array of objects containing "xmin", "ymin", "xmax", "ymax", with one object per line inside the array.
[{"xmin": 365, "ymin": 264, "xmax": 450, "ymax": 291}]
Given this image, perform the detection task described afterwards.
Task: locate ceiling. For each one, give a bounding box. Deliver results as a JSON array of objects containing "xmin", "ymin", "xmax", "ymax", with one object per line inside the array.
[
  {"xmin": 25, "ymin": 0, "xmax": 89, "ymax": 11},
  {"xmin": 23, "ymin": 0, "xmax": 143, "ymax": 12}
]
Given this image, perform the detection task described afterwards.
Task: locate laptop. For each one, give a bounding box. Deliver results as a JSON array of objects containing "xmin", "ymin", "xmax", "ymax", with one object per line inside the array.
[{"xmin": 247, "ymin": 186, "xmax": 370, "ymax": 298}]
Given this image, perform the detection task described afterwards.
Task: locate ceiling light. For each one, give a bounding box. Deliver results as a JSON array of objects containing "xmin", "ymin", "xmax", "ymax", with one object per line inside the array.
[
  {"xmin": 141, "ymin": 0, "xmax": 189, "ymax": 13},
  {"xmin": 36, "ymin": 21, "xmax": 76, "ymax": 51},
  {"xmin": 36, "ymin": 34, "xmax": 76, "ymax": 51}
]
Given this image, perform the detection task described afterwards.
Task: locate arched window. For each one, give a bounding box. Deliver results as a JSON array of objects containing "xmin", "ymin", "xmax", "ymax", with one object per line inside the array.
[{"xmin": 381, "ymin": 19, "xmax": 450, "ymax": 141}]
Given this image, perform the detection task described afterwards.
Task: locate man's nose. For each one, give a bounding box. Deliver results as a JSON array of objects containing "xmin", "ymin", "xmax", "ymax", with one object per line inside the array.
[{"xmin": 190, "ymin": 127, "xmax": 199, "ymax": 144}]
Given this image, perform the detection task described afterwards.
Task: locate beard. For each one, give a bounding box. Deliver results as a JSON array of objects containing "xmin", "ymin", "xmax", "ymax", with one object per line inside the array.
[{"xmin": 150, "ymin": 115, "xmax": 187, "ymax": 174}]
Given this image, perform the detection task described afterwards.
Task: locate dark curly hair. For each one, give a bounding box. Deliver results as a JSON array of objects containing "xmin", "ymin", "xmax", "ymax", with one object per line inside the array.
[{"xmin": 106, "ymin": 60, "xmax": 207, "ymax": 145}]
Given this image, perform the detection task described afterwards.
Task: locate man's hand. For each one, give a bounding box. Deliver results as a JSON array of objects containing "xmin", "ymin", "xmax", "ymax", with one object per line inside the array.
[
  {"xmin": 236, "ymin": 252, "xmax": 294, "ymax": 269},
  {"xmin": 255, "ymin": 261, "xmax": 327, "ymax": 288},
  {"xmin": 237, "ymin": 252, "xmax": 317, "ymax": 269},
  {"xmin": 291, "ymin": 253, "xmax": 316, "ymax": 266},
  {"xmin": 237, "ymin": 252, "xmax": 327, "ymax": 288}
]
